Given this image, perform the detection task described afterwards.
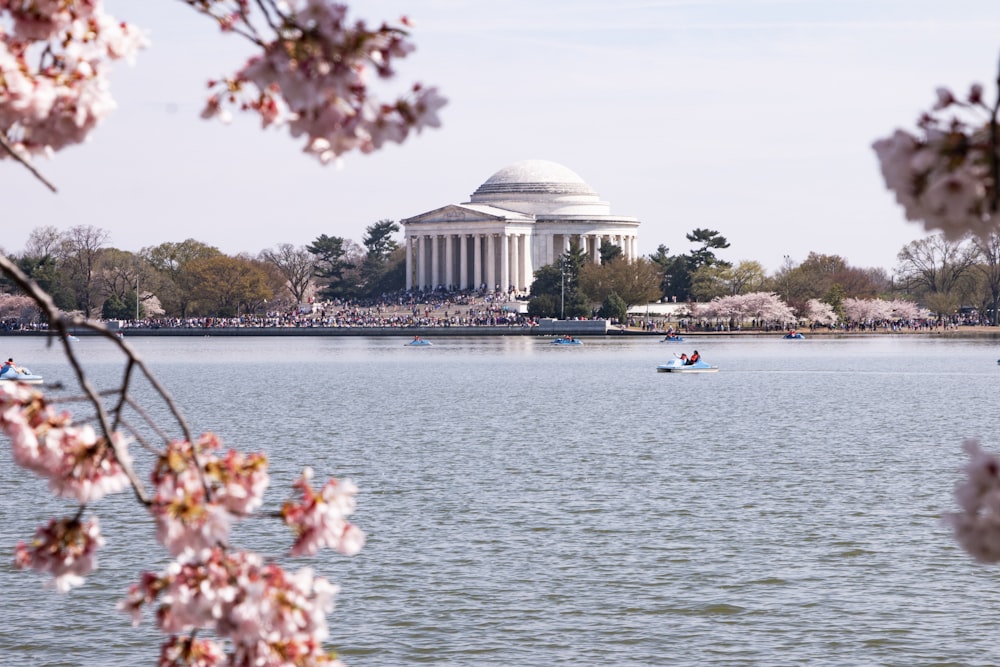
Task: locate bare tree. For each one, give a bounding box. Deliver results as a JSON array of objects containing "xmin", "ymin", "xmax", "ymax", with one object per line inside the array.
[
  {"xmin": 971, "ymin": 232, "xmax": 1000, "ymax": 325},
  {"xmin": 58, "ymin": 225, "xmax": 111, "ymax": 316},
  {"xmin": 23, "ymin": 225, "xmax": 64, "ymax": 258},
  {"xmin": 260, "ymin": 243, "xmax": 315, "ymax": 304},
  {"xmin": 896, "ymin": 235, "xmax": 980, "ymax": 315}
]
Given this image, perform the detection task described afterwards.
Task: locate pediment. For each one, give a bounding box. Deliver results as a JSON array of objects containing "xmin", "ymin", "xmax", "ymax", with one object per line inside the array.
[{"xmin": 402, "ymin": 204, "xmax": 520, "ymax": 225}]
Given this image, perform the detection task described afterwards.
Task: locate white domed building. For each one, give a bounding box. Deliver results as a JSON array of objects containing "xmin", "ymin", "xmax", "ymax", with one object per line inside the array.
[{"xmin": 401, "ymin": 159, "xmax": 641, "ymax": 293}]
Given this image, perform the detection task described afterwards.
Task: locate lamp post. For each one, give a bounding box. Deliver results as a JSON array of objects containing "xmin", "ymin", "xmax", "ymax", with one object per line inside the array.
[
  {"xmin": 560, "ymin": 260, "xmax": 565, "ymax": 320},
  {"xmin": 135, "ymin": 272, "xmax": 139, "ymax": 322}
]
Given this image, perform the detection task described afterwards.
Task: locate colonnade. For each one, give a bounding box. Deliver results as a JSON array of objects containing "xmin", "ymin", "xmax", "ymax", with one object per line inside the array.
[{"xmin": 404, "ymin": 231, "xmax": 638, "ymax": 292}]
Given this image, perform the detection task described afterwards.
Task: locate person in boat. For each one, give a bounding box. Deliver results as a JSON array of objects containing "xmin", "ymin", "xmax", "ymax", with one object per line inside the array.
[
  {"xmin": 677, "ymin": 353, "xmax": 688, "ymax": 363},
  {"xmin": 686, "ymin": 350, "xmax": 700, "ymax": 365},
  {"xmin": 413, "ymin": 335, "xmax": 421, "ymax": 342},
  {"xmin": 3, "ymin": 358, "xmax": 14, "ymax": 373}
]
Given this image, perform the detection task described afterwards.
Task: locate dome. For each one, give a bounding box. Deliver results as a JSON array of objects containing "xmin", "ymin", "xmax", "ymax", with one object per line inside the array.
[
  {"xmin": 468, "ymin": 159, "xmax": 610, "ymax": 216},
  {"xmin": 472, "ymin": 160, "xmax": 596, "ymax": 198}
]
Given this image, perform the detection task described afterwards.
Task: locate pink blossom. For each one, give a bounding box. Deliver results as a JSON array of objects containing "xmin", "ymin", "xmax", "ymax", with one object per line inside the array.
[
  {"xmin": 150, "ymin": 434, "xmax": 269, "ymax": 554},
  {"xmin": 944, "ymin": 439, "xmax": 1000, "ymax": 563},
  {"xmin": 14, "ymin": 516, "xmax": 104, "ymax": 592},
  {"xmin": 159, "ymin": 635, "xmax": 225, "ymax": 667},
  {"xmin": 873, "ymin": 82, "xmax": 1000, "ymax": 238},
  {"xmin": 932, "ymin": 86, "xmax": 956, "ymax": 110},
  {"xmin": 122, "ymin": 548, "xmax": 343, "ymax": 664},
  {"xmin": 282, "ymin": 467, "xmax": 365, "ymax": 556}
]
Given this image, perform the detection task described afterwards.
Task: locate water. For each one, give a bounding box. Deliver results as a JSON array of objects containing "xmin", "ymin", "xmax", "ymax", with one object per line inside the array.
[{"xmin": 2, "ymin": 334, "xmax": 1000, "ymax": 666}]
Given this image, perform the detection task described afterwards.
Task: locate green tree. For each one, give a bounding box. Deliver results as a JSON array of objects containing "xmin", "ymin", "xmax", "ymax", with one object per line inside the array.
[
  {"xmin": 689, "ymin": 264, "xmax": 731, "ymax": 302},
  {"xmin": 598, "ymin": 292, "xmax": 628, "ymax": 323},
  {"xmin": 649, "ymin": 244, "xmax": 689, "ymax": 301},
  {"xmin": 101, "ymin": 291, "xmax": 141, "ymax": 320},
  {"xmin": 578, "ymin": 257, "xmax": 662, "ymax": 309},
  {"xmin": 143, "ymin": 239, "xmax": 222, "ymax": 318},
  {"xmin": 307, "ymin": 234, "xmax": 352, "ymax": 300},
  {"xmin": 362, "ymin": 219, "xmax": 400, "ymax": 260},
  {"xmin": 528, "ymin": 241, "xmax": 590, "ymax": 318},
  {"xmin": 527, "ymin": 293, "xmax": 558, "ymax": 318},
  {"xmin": 357, "ymin": 220, "xmax": 402, "ymax": 298},
  {"xmin": 599, "ymin": 239, "xmax": 622, "ymax": 264},
  {"xmin": 187, "ymin": 254, "xmax": 273, "ymax": 317},
  {"xmin": 687, "ymin": 228, "xmax": 731, "ymax": 270}
]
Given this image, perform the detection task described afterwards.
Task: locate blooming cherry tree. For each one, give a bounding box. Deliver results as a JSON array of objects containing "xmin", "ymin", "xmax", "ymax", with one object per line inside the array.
[
  {"xmin": 873, "ymin": 81, "xmax": 999, "ymax": 239},
  {"xmin": 0, "ymin": 1, "xmax": 440, "ymax": 662},
  {"xmin": 0, "ymin": 265, "xmax": 366, "ymax": 662},
  {"xmin": 1, "ymin": 0, "xmax": 446, "ymax": 188},
  {"xmin": 874, "ymin": 64, "xmax": 1000, "ymax": 562},
  {"xmin": 692, "ymin": 292, "xmax": 796, "ymax": 329},
  {"xmin": 803, "ymin": 298, "xmax": 837, "ymax": 326}
]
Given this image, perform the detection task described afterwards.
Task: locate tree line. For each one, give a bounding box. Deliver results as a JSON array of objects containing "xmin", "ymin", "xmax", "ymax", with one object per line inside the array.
[{"xmin": 2, "ymin": 223, "xmax": 999, "ymax": 325}]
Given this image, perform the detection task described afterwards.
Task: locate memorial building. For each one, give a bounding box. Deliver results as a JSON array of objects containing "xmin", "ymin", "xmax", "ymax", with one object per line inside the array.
[{"xmin": 401, "ymin": 159, "xmax": 641, "ymax": 293}]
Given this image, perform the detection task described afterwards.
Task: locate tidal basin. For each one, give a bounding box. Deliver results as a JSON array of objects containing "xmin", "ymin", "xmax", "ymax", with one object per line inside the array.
[{"xmin": 2, "ymin": 334, "xmax": 1000, "ymax": 666}]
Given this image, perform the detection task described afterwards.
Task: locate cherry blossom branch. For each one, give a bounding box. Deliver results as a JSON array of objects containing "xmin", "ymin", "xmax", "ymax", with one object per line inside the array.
[{"xmin": 0, "ymin": 133, "xmax": 57, "ymax": 193}]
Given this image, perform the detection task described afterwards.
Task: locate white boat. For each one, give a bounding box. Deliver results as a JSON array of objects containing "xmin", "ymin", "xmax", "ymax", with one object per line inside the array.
[
  {"xmin": 0, "ymin": 366, "xmax": 44, "ymax": 384},
  {"xmin": 656, "ymin": 358, "xmax": 718, "ymax": 373}
]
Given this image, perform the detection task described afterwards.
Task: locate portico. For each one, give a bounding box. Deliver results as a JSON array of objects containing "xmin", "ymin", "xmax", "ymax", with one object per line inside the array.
[{"xmin": 401, "ymin": 160, "xmax": 641, "ymax": 293}]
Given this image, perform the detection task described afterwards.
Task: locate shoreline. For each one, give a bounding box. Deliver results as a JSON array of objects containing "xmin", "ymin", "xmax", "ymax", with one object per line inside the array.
[{"xmin": 2, "ymin": 325, "xmax": 999, "ymax": 338}]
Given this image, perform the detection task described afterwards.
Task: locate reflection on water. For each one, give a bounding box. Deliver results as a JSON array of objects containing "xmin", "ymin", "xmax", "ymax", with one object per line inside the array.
[{"xmin": 1, "ymin": 334, "xmax": 1000, "ymax": 666}]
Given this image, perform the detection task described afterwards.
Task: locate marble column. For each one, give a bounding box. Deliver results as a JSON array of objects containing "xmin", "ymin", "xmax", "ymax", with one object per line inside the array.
[
  {"xmin": 509, "ymin": 233, "xmax": 520, "ymax": 291},
  {"xmin": 473, "ymin": 234, "xmax": 483, "ymax": 289},
  {"xmin": 500, "ymin": 233, "xmax": 510, "ymax": 293},
  {"xmin": 431, "ymin": 235, "xmax": 440, "ymax": 289},
  {"xmin": 405, "ymin": 236, "xmax": 414, "ymax": 290},
  {"xmin": 445, "ymin": 234, "xmax": 454, "ymax": 289},
  {"xmin": 486, "ymin": 234, "xmax": 497, "ymax": 290},
  {"xmin": 522, "ymin": 234, "xmax": 533, "ymax": 289},
  {"xmin": 459, "ymin": 234, "xmax": 469, "ymax": 290}
]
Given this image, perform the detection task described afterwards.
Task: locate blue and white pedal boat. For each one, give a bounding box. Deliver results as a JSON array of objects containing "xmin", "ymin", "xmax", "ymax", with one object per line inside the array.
[
  {"xmin": 0, "ymin": 366, "xmax": 44, "ymax": 384},
  {"xmin": 656, "ymin": 358, "xmax": 718, "ymax": 373},
  {"xmin": 406, "ymin": 338, "xmax": 433, "ymax": 346},
  {"xmin": 551, "ymin": 337, "xmax": 583, "ymax": 346}
]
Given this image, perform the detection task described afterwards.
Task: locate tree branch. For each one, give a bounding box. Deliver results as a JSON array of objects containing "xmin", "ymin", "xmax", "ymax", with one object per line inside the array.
[{"xmin": 0, "ymin": 133, "xmax": 57, "ymax": 193}]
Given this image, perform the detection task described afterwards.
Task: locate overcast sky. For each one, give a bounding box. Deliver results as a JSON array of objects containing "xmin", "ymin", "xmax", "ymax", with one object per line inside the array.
[{"xmin": 6, "ymin": 0, "xmax": 1000, "ymax": 273}]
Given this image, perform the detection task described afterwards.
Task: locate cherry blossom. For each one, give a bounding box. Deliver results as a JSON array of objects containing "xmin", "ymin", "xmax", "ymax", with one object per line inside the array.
[
  {"xmin": 1, "ymin": 385, "xmax": 131, "ymax": 502},
  {"xmin": 3, "ymin": 0, "xmax": 446, "ymax": 174},
  {"xmin": 121, "ymin": 547, "xmax": 345, "ymax": 665},
  {"xmin": 150, "ymin": 433, "xmax": 269, "ymax": 555},
  {"xmin": 282, "ymin": 467, "xmax": 365, "ymax": 557},
  {"xmin": 873, "ymin": 83, "xmax": 998, "ymax": 239},
  {"xmin": 944, "ymin": 439, "xmax": 1000, "ymax": 563},
  {"xmin": 841, "ymin": 297, "xmax": 932, "ymax": 325},
  {"xmin": 804, "ymin": 298, "xmax": 837, "ymax": 326},
  {"xmin": 0, "ymin": 0, "xmax": 149, "ymax": 160},
  {"xmin": 190, "ymin": 0, "xmax": 447, "ymax": 165},
  {"xmin": 14, "ymin": 516, "xmax": 105, "ymax": 592},
  {"xmin": 692, "ymin": 292, "xmax": 796, "ymax": 327}
]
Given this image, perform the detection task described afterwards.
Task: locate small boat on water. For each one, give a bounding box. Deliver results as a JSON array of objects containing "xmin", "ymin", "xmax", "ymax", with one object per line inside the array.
[
  {"xmin": 406, "ymin": 337, "xmax": 432, "ymax": 346},
  {"xmin": 656, "ymin": 358, "xmax": 718, "ymax": 373},
  {"xmin": 783, "ymin": 332, "xmax": 805, "ymax": 339},
  {"xmin": 551, "ymin": 336, "xmax": 583, "ymax": 346},
  {"xmin": 660, "ymin": 335, "xmax": 684, "ymax": 342},
  {"xmin": 0, "ymin": 366, "xmax": 44, "ymax": 384}
]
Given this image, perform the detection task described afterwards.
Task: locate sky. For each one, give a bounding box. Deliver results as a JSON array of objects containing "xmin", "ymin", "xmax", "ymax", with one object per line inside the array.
[{"xmin": 6, "ymin": 0, "xmax": 1000, "ymax": 274}]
